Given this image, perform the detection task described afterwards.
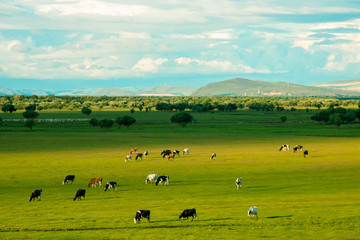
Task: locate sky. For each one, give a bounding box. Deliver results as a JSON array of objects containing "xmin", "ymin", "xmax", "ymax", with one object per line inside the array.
[{"xmin": 1, "ymin": 0, "xmax": 360, "ymax": 90}]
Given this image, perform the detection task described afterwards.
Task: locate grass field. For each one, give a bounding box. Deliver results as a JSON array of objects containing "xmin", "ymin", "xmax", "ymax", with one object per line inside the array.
[{"xmin": 0, "ymin": 110, "xmax": 360, "ymax": 239}]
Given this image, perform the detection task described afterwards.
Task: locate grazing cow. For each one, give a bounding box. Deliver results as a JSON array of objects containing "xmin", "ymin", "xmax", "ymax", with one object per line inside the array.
[
  {"xmin": 173, "ymin": 150, "xmax": 180, "ymax": 157},
  {"xmin": 211, "ymin": 153, "xmax": 216, "ymax": 160},
  {"xmin": 179, "ymin": 209, "xmax": 198, "ymax": 222},
  {"xmin": 248, "ymin": 206, "xmax": 258, "ymax": 218},
  {"xmin": 133, "ymin": 210, "xmax": 150, "ymax": 224},
  {"xmin": 88, "ymin": 178, "xmax": 102, "ymax": 187},
  {"xmin": 136, "ymin": 153, "xmax": 143, "ymax": 160},
  {"xmin": 279, "ymin": 145, "xmax": 290, "ymax": 151},
  {"xmin": 73, "ymin": 189, "xmax": 86, "ymax": 201},
  {"xmin": 29, "ymin": 189, "xmax": 42, "ymax": 201},
  {"xmin": 104, "ymin": 182, "xmax": 117, "ymax": 191},
  {"xmin": 167, "ymin": 153, "xmax": 175, "ymax": 161},
  {"xmin": 161, "ymin": 149, "xmax": 172, "ymax": 158},
  {"xmin": 125, "ymin": 155, "xmax": 132, "ymax": 162},
  {"xmin": 155, "ymin": 175, "xmax": 169, "ymax": 186},
  {"xmin": 304, "ymin": 150, "xmax": 309, "ymax": 157},
  {"xmin": 62, "ymin": 175, "xmax": 75, "ymax": 185},
  {"xmin": 235, "ymin": 178, "xmax": 242, "ymax": 189},
  {"xmin": 293, "ymin": 145, "xmax": 303, "ymax": 153},
  {"xmin": 144, "ymin": 151, "xmax": 149, "ymax": 158},
  {"xmin": 183, "ymin": 148, "xmax": 189, "ymax": 155},
  {"xmin": 145, "ymin": 174, "xmax": 157, "ymax": 184},
  {"xmin": 130, "ymin": 147, "xmax": 138, "ymax": 155}
]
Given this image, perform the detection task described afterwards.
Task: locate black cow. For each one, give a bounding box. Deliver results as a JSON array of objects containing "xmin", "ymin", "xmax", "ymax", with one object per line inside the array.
[
  {"xmin": 161, "ymin": 150, "xmax": 172, "ymax": 158},
  {"xmin": 62, "ymin": 175, "xmax": 75, "ymax": 185},
  {"xmin": 104, "ymin": 182, "xmax": 117, "ymax": 191},
  {"xmin": 304, "ymin": 150, "xmax": 309, "ymax": 157},
  {"xmin": 179, "ymin": 209, "xmax": 198, "ymax": 222},
  {"xmin": 73, "ymin": 189, "xmax": 86, "ymax": 201},
  {"xmin": 155, "ymin": 175, "xmax": 169, "ymax": 186},
  {"xmin": 133, "ymin": 210, "xmax": 151, "ymax": 224},
  {"xmin": 136, "ymin": 153, "xmax": 143, "ymax": 160},
  {"xmin": 29, "ymin": 189, "xmax": 42, "ymax": 201}
]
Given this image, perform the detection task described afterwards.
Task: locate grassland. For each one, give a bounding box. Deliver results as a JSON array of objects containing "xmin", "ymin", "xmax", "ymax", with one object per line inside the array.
[{"xmin": 0, "ymin": 110, "xmax": 360, "ymax": 239}]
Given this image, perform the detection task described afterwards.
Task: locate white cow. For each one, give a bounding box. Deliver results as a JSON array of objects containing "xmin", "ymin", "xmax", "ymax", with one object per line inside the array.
[
  {"xmin": 125, "ymin": 155, "xmax": 132, "ymax": 162},
  {"xmin": 145, "ymin": 174, "xmax": 157, "ymax": 184},
  {"xmin": 235, "ymin": 178, "xmax": 242, "ymax": 189},
  {"xmin": 211, "ymin": 153, "xmax": 216, "ymax": 160},
  {"xmin": 183, "ymin": 148, "xmax": 189, "ymax": 155},
  {"xmin": 248, "ymin": 206, "xmax": 258, "ymax": 218}
]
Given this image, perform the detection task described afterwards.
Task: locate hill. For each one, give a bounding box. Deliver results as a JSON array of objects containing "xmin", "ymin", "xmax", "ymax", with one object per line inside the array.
[
  {"xmin": 314, "ymin": 79, "xmax": 360, "ymax": 91},
  {"xmin": 139, "ymin": 85, "xmax": 198, "ymax": 96},
  {"xmin": 192, "ymin": 78, "xmax": 360, "ymax": 96}
]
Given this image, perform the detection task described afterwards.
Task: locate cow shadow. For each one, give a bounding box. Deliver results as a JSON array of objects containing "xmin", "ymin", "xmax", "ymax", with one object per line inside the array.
[{"xmin": 266, "ymin": 215, "xmax": 293, "ymax": 219}]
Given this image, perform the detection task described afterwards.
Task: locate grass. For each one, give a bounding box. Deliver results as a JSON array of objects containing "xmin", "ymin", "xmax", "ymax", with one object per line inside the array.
[{"xmin": 0, "ymin": 110, "xmax": 360, "ymax": 239}]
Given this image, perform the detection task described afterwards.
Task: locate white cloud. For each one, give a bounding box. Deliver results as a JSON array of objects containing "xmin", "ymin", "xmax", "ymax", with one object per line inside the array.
[
  {"xmin": 170, "ymin": 29, "xmax": 237, "ymax": 40},
  {"xmin": 132, "ymin": 57, "xmax": 168, "ymax": 73}
]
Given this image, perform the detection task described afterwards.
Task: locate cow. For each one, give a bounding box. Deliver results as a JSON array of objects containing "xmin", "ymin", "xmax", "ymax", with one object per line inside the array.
[
  {"xmin": 145, "ymin": 174, "xmax": 157, "ymax": 184},
  {"xmin": 130, "ymin": 147, "xmax": 138, "ymax": 155},
  {"xmin": 144, "ymin": 151, "xmax": 149, "ymax": 158},
  {"xmin": 179, "ymin": 209, "xmax": 198, "ymax": 222},
  {"xmin": 88, "ymin": 178, "xmax": 102, "ymax": 187},
  {"xmin": 183, "ymin": 148, "xmax": 189, "ymax": 155},
  {"xmin": 133, "ymin": 210, "xmax": 150, "ymax": 224},
  {"xmin": 125, "ymin": 155, "xmax": 132, "ymax": 162},
  {"xmin": 161, "ymin": 149, "xmax": 172, "ymax": 158},
  {"xmin": 167, "ymin": 153, "xmax": 175, "ymax": 161},
  {"xmin": 155, "ymin": 175, "xmax": 169, "ymax": 186},
  {"xmin": 173, "ymin": 150, "xmax": 180, "ymax": 157},
  {"xmin": 279, "ymin": 145, "xmax": 290, "ymax": 151},
  {"xmin": 104, "ymin": 182, "xmax": 117, "ymax": 191},
  {"xmin": 62, "ymin": 175, "xmax": 75, "ymax": 185},
  {"xmin": 136, "ymin": 153, "xmax": 143, "ymax": 160},
  {"xmin": 73, "ymin": 189, "xmax": 86, "ymax": 201},
  {"xmin": 248, "ymin": 206, "xmax": 258, "ymax": 218},
  {"xmin": 304, "ymin": 150, "xmax": 309, "ymax": 157},
  {"xmin": 211, "ymin": 153, "xmax": 216, "ymax": 160},
  {"xmin": 29, "ymin": 189, "xmax": 42, "ymax": 201},
  {"xmin": 235, "ymin": 178, "xmax": 242, "ymax": 189},
  {"xmin": 293, "ymin": 145, "xmax": 303, "ymax": 153}
]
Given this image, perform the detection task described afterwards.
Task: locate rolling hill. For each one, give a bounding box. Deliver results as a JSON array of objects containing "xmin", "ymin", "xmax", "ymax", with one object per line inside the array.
[
  {"xmin": 314, "ymin": 79, "xmax": 360, "ymax": 92},
  {"xmin": 192, "ymin": 78, "xmax": 360, "ymax": 96}
]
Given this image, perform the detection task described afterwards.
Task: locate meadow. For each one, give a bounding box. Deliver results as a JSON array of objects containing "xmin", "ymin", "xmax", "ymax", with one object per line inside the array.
[{"xmin": 0, "ymin": 110, "xmax": 359, "ymax": 239}]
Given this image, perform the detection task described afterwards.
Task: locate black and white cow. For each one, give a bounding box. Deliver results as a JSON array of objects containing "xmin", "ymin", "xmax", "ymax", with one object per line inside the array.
[
  {"xmin": 136, "ymin": 153, "xmax": 143, "ymax": 160},
  {"xmin": 279, "ymin": 145, "xmax": 290, "ymax": 151},
  {"xmin": 183, "ymin": 148, "xmax": 189, "ymax": 155},
  {"xmin": 29, "ymin": 189, "xmax": 42, "ymax": 201},
  {"xmin": 144, "ymin": 151, "xmax": 149, "ymax": 158},
  {"xmin": 73, "ymin": 189, "xmax": 86, "ymax": 201},
  {"xmin": 179, "ymin": 209, "xmax": 198, "ymax": 222},
  {"xmin": 104, "ymin": 182, "xmax": 117, "ymax": 191},
  {"xmin": 248, "ymin": 206, "xmax": 258, "ymax": 218},
  {"xmin": 145, "ymin": 174, "xmax": 157, "ymax": 184},
  {"xmin": 211, "ymin": 153, "xmax": 216, "ymax": 160},
  {"xmin": 304, "ymin": 150, "xmax": 309, "ymax": 157},
  {"xmin": 235, "ymin": 178, "xmax": 242, "ymax": 189},
  {"xmin": 125, "ymin": 155, "xmax": 132, "ymax": 162},
  {"xmin": 293, "ymin": 145, "xmax": 303, "ymax": 153},
  {"xmin": 161, "ymin": 150, "xmax": 172, "ymax": 158},
  {"xmin": 62, "ymin": 175, "xmax": 75, "ymax": 185},
  {"xmin": 155, "ymin": 175, "xmax": 169, "ymax": 186},
  {"xmin": 133, "ymin": 210, "xmax": 150, "ymax": 224},
  {"xmin": 173, "ymin": 150, "xmax": 180, "ymax": 157}
]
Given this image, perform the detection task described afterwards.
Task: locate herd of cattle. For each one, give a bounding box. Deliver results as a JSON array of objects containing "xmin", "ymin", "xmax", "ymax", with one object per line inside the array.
[{"xmin": 28, "ymin": 144, "xmax": 308, "ymax": 222}]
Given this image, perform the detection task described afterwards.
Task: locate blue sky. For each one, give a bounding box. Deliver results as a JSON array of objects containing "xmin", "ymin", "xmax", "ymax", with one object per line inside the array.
[{"xmin": 1, "ymin": 0, "xmax": 360, "ymax": 90}]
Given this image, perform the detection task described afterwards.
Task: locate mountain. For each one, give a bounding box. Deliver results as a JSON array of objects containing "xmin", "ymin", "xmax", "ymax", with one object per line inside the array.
[
  {"xmin": 0, "ymin": 88, "xmax": 54, "ymax": 95},
  {"xmin": 192, "ymin": 78, "xmax": 360, "ymax": 96},
  {"xmin": 313, "ymin": 79, "xmax": 360, "ymax": 92},
  {"xmin": 139, "ymin": 85, "xmax": 198, "ymax": 96}
]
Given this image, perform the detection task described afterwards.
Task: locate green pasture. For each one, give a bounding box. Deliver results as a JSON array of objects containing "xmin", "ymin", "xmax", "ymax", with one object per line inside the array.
[{"xmin": 0, "ymin": 110, "xmax": 359, "ymax": 239}]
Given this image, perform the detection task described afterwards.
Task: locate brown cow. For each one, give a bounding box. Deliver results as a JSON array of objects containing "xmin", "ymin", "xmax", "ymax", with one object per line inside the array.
[
  {"xmin": 167, "ymin": 153, "xmax": 175, "ymax": 161},
  {"xmin": 88, "ymin": 178, "xmax": 102, "ymax": 187},
  {"xmin": 130, "ymin": 147, "xmax": 138, "ymax": 155}
]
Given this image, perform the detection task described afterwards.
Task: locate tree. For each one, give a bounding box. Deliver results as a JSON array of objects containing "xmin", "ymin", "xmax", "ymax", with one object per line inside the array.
[
  {"xmin": 0, "ymin": 118, "xmax": 3, "ymax": 126},
  {"xmin": 25, "ymin": 104, "xmax": 36, "ymax": 111},
  {"xmin": 22, "ymin": 110, "xmax": 39, "ymax": 119},
  {"xmin": 81, "ymin": 107, "xmax": 92, "ymax": 116},
  {"xmin": 1, "ymin": 104, "xmax": 16, "ymax": 113},
  {"xmin": 138, "ymin": 105, "xmax": 143, "ymax": 111},
  {"xmin": 280, "ymin": 116, "xmax": 287, "ymax": 123},
  {"xmin": 24, "ymin": 119, "xmax": 35, "ymax": 130},
  {"xmin": 170, "ymin": 112, "xmax": 194, "ymax": 127},
  {"xmin": 89, "ymin": 118, "xmax": 98, "ymax": 128},
  {"xmin": 98, "ymin": 119, "xmax": 114, "ymax": 130},
  {"xmin": 115, "ymin": 115, "xmax": 136, "ymax": 129},
  {"xmin": 130, "ymin": 108, "xmax": 135, "ymax": 114}
]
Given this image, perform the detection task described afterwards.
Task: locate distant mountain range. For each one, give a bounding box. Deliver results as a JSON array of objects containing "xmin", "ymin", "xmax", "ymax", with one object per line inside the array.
[{"xmin": 1, "ymin": 78, "xmax": 360, "ymax": 97}]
